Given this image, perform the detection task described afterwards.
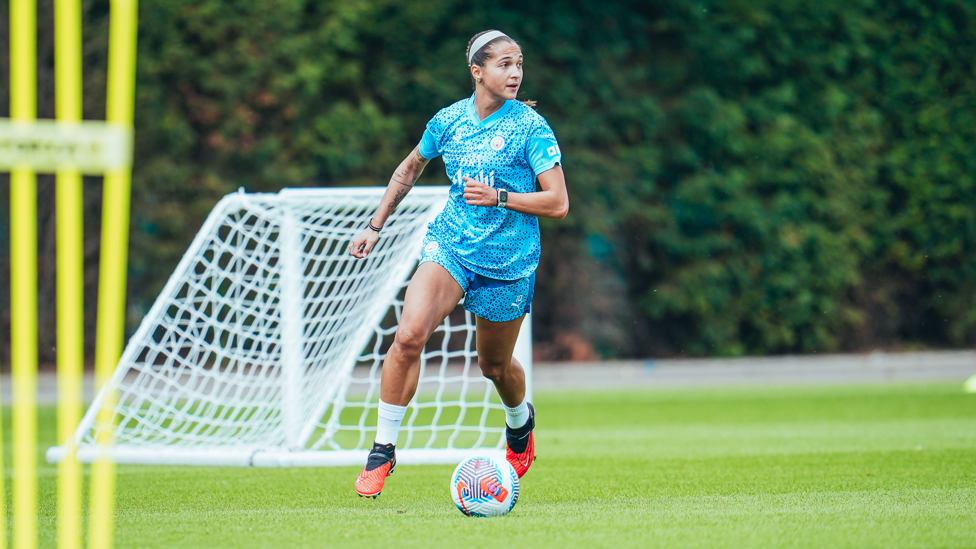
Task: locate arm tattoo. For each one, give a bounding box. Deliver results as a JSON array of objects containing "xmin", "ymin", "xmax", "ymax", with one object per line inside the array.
[
  {"xmin": 411, "ymin": 150, "xmax": 430, "ymax": 173},
  {"xmin": 392, "ymin": 151, "xmax": 430, "ymax": 187},
  {"xmin": 393, "ymin": 169, "xmax": 413, "ymax": 187},
  {"xmin": 388, "ymin": 187, "xmax": 408, "ymax": 215}
]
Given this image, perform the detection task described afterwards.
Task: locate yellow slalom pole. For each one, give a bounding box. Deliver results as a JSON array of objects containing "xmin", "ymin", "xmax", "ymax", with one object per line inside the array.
[
  {"xmin": 0, "ymin": 376, "xmax": 4, "ymax": 549},
  {"xmin": 11, "ymin": 1, "xmax": 39, "ymax": 549},
  {"xmin": 55, "ymin": 0, "xmax": 85, "ymax": 547},
  {"xmin": 90, "ymin": 1, "xmax": 138, "ymax": 548}
]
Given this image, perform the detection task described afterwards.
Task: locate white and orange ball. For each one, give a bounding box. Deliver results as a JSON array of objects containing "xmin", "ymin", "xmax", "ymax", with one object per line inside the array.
[{"xmin": 450, "ymin": 455, "xmax": 519, "ymax": 517}]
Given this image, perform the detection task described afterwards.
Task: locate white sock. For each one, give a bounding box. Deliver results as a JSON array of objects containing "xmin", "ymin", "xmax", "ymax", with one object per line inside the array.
[
  {"xmin": 504, "ymin": 399, "xmax": 530, "ymax": 429},
  {"xmin": 375, "ymin": 400, "xmax": 407, "ymax": 445}
]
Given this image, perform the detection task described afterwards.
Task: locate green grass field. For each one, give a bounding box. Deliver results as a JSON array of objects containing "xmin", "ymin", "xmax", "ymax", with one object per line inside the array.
[{"xmin": 13, "ymin": 382, "xmax": 976, "ymax": 548}]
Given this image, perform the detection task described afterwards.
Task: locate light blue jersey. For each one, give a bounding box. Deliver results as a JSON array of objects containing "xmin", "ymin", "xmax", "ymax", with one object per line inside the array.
[{"xmin": 418, "ymin": 95, "xmax": 562, "ymax": 280}]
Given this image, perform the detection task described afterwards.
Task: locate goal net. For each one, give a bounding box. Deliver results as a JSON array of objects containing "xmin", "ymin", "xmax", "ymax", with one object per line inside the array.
[{"xmin": 47, "ymin": 186, "xmax": 532, "ymax": 467}]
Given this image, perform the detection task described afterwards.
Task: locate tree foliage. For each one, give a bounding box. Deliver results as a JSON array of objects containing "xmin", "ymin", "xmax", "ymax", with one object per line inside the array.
[{"xmin": 1, "ymin": 0, "xmax": 974, "ymax": 362}]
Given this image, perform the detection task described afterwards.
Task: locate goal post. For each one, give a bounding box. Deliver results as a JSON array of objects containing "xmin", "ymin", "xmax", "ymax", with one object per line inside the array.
[{"xmin": 47, "ymin": 186, "xmax": 533, "ymax": 467}]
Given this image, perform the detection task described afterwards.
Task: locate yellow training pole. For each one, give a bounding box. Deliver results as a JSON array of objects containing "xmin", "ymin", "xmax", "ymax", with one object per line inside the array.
[
  {"xmin": 0, "ymin": 377, "xmax": 5, "ymax": 549},
  {"xmin": 55, "ymin": 0, "xmax": 85, "ymax": 547},
  {"xmin": 11, "ymin": 1, "xmax": 39, "ymax": 549},
  {"xmin": 90, "ymin": 1, "xmax": 138, "ymax": 547}
]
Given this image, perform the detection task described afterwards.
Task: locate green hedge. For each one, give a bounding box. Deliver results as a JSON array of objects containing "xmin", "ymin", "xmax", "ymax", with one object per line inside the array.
[
  {"xmin": 605, "ymin": 0, "xmax": 976, "ymax": 355},
  {"xmin": 2, "ymin": 0, "xmax": 973, "ymax": 361}
]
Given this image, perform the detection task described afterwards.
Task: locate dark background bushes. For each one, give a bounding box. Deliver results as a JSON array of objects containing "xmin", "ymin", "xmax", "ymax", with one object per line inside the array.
[{"xmin": 1, "ymin": 0, "xmax": 974, "ymax": 364}]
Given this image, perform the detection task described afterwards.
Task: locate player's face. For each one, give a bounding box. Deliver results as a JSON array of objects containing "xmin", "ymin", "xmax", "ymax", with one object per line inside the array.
[{"xmin": 476, "ymin": 43, "xmax": 523, "ymax": 100}]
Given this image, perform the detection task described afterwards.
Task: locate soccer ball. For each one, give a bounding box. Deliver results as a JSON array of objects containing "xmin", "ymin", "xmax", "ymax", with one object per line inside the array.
[{"xmin": 450, "ymin": 455, "xmax": 520, "ymax": 517}]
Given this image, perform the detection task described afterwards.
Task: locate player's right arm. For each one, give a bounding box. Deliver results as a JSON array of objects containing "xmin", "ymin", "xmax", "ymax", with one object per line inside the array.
[{"xmin": 349, "ymin": 145, "xmax": 431, "ymax": 258}]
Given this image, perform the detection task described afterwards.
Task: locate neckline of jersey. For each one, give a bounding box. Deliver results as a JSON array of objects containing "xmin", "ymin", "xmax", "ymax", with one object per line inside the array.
[{"xmin": 466, "ymin": 94, "xmax": 514, "ymax": 128}]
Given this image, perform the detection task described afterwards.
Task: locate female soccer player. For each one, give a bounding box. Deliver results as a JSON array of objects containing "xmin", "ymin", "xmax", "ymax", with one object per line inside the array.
[{"xmin": 348, "ymin": 29, "xmax": 568, "ymax": 498}]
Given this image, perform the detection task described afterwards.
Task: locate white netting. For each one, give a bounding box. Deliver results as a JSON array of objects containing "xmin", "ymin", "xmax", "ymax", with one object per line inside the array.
[
  {"xmin": 60, "ymin": 187, "xmax": 519, "ymax": 466},
  {"xmin": 309, "ymin": 286, "xmax": 505, "ymax": 453}
]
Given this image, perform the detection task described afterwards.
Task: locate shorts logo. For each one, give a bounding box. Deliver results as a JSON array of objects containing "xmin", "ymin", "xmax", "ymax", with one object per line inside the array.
[
  {"xmin": 546, "ymin": 144, "xmax": 561, "ymax": 157},
  {"xmin": 490, "ymin": 136, "xmax": 506, "ymax": 151},
  {"xmin": 425, "ymin": 241, "xmax": 439, "ymax": 254}
]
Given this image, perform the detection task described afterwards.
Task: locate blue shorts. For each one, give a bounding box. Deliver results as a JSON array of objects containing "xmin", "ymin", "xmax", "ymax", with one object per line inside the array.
[{"xmin": 419, "ymin": 232, "xmax": 534, "ymax": 323}]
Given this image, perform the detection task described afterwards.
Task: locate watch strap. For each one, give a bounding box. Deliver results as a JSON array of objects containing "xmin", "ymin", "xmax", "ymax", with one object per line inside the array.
[{"xmin": 496, "ymin": 189, "xmax": 508, "ymax": 209}]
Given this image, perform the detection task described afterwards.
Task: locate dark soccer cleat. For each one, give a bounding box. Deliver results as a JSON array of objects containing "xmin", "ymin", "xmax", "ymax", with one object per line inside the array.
[
  {"xmin": 355, "ymin": 442, "xmax": 396, "ymax": 498},
  {"xmin": 505, "ymin": 403, "xmax": 536, "ymax": 478}
]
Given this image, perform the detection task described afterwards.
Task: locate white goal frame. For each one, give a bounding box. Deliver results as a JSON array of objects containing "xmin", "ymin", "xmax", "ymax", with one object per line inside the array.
[{"xmin": 47, "ymin": 186, "xmax": 532, "ymax": 467}]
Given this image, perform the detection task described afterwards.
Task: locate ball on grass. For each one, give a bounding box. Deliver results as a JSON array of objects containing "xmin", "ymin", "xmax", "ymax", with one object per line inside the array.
[{"xmin": 450, "ymin": 455, "xmax": 519, "ymax": 517}]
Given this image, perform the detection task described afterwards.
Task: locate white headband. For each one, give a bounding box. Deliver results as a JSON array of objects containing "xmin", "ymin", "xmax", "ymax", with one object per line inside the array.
[{"xmin": 468, "ymin": 30, "xmax": 509, "ymax": 65}]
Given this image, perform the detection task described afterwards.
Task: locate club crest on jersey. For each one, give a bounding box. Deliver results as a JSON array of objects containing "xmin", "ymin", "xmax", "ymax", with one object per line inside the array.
[
  {"xmin": 425, "ymin": 241, "xmax": 439, "ymax": 253},
  {"xmin": 490, "ymin": 135, "xmax": 506, "ymax": 151}
]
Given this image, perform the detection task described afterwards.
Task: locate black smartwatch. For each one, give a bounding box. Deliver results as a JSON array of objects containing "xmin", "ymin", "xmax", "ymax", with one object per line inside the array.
[{"xmin": 496, "ymin": 189, "xmax": 509, "ymax": 209}]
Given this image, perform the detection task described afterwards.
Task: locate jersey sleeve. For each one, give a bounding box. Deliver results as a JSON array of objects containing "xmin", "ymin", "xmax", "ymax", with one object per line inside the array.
[
  {"xmin": 418, "ymin": 110, "xmax": 449, "ymax": 159},
  {"xmin": 418, "ymin": 129, "xmax": 440, "ymax": 159},
  {"xmin": 524, "ymin": 119, "xmax": 562, "ymax": 176}
]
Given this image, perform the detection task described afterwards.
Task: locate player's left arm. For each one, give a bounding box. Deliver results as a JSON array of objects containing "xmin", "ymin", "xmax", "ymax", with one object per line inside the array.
[{"xmin": 462, "ymin": 165, "xmax": 569, "ymax": 219}]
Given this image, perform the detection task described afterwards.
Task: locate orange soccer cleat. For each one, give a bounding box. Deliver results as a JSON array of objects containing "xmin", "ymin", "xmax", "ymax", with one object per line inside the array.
[
  {"xmin": 505, "ymin": 403, "xmax": 536, "ymax": 478},
  {"xmin": 355, "ymin": 442, "xmax": 396, "ymax": 498}
]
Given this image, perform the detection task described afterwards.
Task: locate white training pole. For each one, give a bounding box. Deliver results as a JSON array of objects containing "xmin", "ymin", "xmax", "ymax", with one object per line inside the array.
[{"xmin": 277, "ymin": 210, "xmax": 306, "ymax": 450}]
